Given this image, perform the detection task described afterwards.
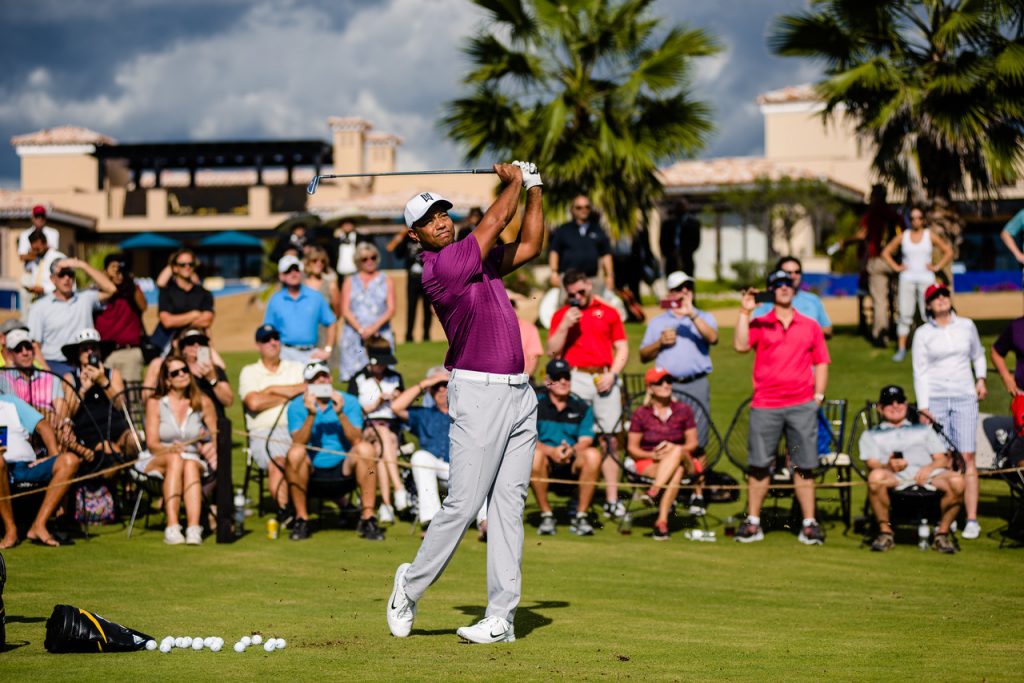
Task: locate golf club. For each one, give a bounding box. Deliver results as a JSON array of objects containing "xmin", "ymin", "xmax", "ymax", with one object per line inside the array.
[{"xmin": 307, "ymin": 168, "xmax": 496, "ymax": 195}]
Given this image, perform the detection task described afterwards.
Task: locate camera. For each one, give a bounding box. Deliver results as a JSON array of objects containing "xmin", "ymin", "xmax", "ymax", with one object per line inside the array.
[
  {"xmin": 568, "ymin": 297, "xmax": 584, "ymax": 308},
  {"xmin": 659, "ymin": 298, "xmax": 682, "ymax": 309},
  {"xmin": 754, "ymin": 290, "xmax": 775, "ymax": 304},
  {"xmin": 87, "ymin": 353, "xmax": 100, "ymax": 367}
]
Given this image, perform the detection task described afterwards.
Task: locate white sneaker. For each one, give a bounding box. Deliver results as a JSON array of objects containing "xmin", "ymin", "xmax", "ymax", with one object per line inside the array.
[
  {"xmin": 164, "ymin": 525, "xmax": 185, "ymax": 545},
  {"xmin": 387, "ymin": 563, "xmax": 416, "ymax": 637},
  {"xmin": 394, "ymin": 489, "xmax": 409, "ymax": 512},
  {"xmin": 378, "ymin": 503, "xmax": 395, "ymax": 525},
  {"xmin": 962, "ymin": 520, "xmax": 981, "ymax": 540},
  {"xmin": 456, "ymin": 615, "xmax": 515, "ymax": 644},
  {"xmin": 185, "ymin": 525, "xmax": 203, "ymax": 545}
]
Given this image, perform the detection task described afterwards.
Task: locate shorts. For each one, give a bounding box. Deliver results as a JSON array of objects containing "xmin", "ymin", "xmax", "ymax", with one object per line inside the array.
[
  {"xmin": 633, "ymin": 458, "xmax": 654, "ymax": 475},
  {"xmin": 10, "ymin": 458, "xmax": 55, "ymax": 484},
  {"xmin": 248, "ymin": 426, "xmax": 291, "ymax": 469},
  {"xmin": 928, "ymin": 395, "xmax": 978, "ymax": 453},
  {"xmin": 748, "ymin": 401, "xmax": 819, "ymax": 471},
  {"xmin": 570, "ymin": 370, "xmax": 622, "ymax": 433},
  {"xmin": 894, "ymin": 467, "xmax": 949, "ymax": 490},
  {"xmin": 309, "ymin": 463, "xmax": 356, "ymax": 494}
]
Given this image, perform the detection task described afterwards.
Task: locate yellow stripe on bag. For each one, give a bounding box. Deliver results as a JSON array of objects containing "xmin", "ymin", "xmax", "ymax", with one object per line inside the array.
[{"xmin": 79, "ymin": 609, "xmax": 108, "ymax": 651}]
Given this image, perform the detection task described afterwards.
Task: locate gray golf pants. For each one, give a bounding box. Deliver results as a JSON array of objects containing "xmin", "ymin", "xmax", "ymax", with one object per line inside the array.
[{"xmin": 403, "ymin": 369, "xmax": 538, "ymax": 624}]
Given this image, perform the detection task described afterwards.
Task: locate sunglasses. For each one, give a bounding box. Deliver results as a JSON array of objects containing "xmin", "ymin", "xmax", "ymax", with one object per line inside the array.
[
  {"xmin": 549, "ymin": 374, "xmax": 572, "ymax": 383},
  {"xmin": 283, "ymin": 265, "xmax": 300, "ymax": 274},
  {"xmin": 55, "ymin": 268, "xmax": 75, "ymax": 279},
  {"xmin": 649, "ymin": 377, "xmax": 673, "ymax": 386},
  {"xmin": 258, "ymin": 334, "xmax": 280, "ymax": 343},
  {"xmin": 175, "ymin": 261, "xmax": 195, "ymax": 268},
  {"xmin": 79, "ymin": 344, "xmax": 100, "ymax": 353},
  {"xmin": 167, "ymin": 367, "xmax": 189, "ymax": 379},
  {"xmin": 13, "ymin": 342, "xmax": 33, "ymax": 353},
  {"xmin": 360, "ymin": 255, "xmax": 378, "ymax": 262},
  {"xmin": 181, "ymin": 338, "xmax": 207, "ymax": 347},
  {"xmin": 432, "ymin": 382, "xmax": 449, "ymax": 390},
  {"xmin": 566, "ymin": 288, "xmax": 587, "ymax": 297},
  {"xmin": 573, "ymin": 204, "xmax": 591, "ymax": 210},
  {"xmin": 670, "ymin": 284, "xmax": 694, "ymax": 293}
]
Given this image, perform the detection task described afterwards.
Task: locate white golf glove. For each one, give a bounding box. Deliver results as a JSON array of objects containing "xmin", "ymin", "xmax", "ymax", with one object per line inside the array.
[{"xmin": 513, "ymin": 160, "xmax": 543, "ymax": 190}]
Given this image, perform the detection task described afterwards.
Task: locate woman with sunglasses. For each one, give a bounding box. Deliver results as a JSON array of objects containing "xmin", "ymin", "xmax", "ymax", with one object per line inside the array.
[
  {"xmin": 143, "ymin": 327, "xmax": 232, "ymax": 418},
  {"xmin": 142, "ymin": 354, "xmax": 218, "ymax": 545},
  {"xmin": 338, "ymin": 242, "xmax": 395, "ymax": 381},
  {"xmin": 627, "ymin": 367, "xmax": 698, "ymax": 541}
]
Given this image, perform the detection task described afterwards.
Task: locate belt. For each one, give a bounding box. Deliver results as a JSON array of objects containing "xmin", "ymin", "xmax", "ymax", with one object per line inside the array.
[
  {"xmin": 572, "ymin": 366, "xmax": 610, "ymax": 375},
  {"xmin": 284, "ymin": 344, "xmax": 315, "ymax": 351},
  {"xmin": 674, "ymin": 371, "xmax": 708, "ymax": 384},
  {"xmin": 450, "ymin": 369, "xmax": 530, "ymax": 385}
]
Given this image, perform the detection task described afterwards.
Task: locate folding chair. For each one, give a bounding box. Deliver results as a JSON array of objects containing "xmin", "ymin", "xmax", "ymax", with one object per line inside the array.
[
  {"xmin": 815, "ymin": 399, "xmax": 855, "ymax": 530},
  {"xmin": 978, "ymin": 414, "xmax": 1024, "ymax": 546}
]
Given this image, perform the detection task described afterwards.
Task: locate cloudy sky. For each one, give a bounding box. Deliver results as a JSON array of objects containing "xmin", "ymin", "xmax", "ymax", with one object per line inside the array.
[{"xmin": 0, "ymin": 0, "xmax": 821, "ymax": 187}]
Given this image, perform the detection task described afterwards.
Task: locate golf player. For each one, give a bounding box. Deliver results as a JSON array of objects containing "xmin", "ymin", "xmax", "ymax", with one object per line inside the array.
[{"xmin": 387, "ymin": 161, "xmax": 544, "ymax": 643}]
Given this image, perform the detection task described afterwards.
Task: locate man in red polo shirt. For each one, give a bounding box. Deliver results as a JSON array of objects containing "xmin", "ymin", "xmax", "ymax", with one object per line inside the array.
[
  {"xmin": 548, "ymin": 269, "xmax": 629, "ymax": 518},
  {"xmin": 733, "ymin": 269, "xmax": 830, "ymax": 544}
]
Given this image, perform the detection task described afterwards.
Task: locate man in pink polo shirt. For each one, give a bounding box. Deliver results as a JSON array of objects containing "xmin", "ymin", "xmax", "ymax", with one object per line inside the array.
[
  {"xmin": 386, "ymin": 162, "xmax": 544, "ymax": 645},
  {"xmin": 733, "ymin": 269, "xmax": 830, "ymax": 544}
]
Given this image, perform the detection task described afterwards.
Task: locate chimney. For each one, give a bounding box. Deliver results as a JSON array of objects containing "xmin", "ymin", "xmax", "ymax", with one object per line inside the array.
[
  {"xmin": 365, "ymin": 132, "xmax": 402, "ymax": 174},
  {"xmin": 327, "ymin": 117, "xmax": 372, "ymax": 176}
]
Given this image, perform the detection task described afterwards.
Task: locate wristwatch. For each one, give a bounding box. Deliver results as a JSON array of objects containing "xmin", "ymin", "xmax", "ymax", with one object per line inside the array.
[
  {"xmin": 814, "ymin": 392, "xmax": 825, "ymax": 402},
  {"xmin": 209, "ymin": 377, "xmax": 219, "ymax": 387}
]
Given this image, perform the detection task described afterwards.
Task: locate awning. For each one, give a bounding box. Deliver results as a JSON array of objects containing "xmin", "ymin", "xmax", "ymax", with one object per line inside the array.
[
  {"xmin": 119, "ymin": 232, "xmax": 182, "ymax": 249},
  {"xmin": 198, "ymin": 230, "xmax": 263, "ymax": 249}
]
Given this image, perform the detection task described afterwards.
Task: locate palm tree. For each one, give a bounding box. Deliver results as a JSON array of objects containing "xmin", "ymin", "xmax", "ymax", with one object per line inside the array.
[
  {"xmin": 441, "ymin": 0, "xmax": 719, "ymax": 237},
  {"xmin": 769, "ymin": 0, "xmax": 1024, "ymax": 241}
]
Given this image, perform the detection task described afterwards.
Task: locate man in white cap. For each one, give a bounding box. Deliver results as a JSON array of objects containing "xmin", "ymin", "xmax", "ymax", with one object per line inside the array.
[
  {"xmin": 263, "ymin": 255, "xmax": 337, "ymax": 365},
  {"xmin": 387, "ymin": 161, "xmax": 544, "ymax": 644}
]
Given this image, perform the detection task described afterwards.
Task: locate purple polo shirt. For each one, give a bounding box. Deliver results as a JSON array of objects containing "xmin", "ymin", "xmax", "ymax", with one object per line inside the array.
[
  {"xmin": 993, "ymin": 316, "xmax": 1024, "ymax": 387},
  {"xmin": 420, "ymin": 236, "xmax": 524, "ymax": 374}
]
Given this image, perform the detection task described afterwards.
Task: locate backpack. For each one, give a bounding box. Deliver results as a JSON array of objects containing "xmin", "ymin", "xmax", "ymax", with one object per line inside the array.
[{"xmin": 75, "ymin": 484, "xmax": 116, "ymax": 525}]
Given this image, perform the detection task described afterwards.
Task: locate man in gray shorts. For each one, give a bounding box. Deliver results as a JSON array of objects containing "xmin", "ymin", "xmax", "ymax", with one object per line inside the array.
[
  {"xmin": 733, "ymin": 269, "xmax": 831, "ymax": 544},
  {"xmin": 387, "ymin": 161, "xmax": 544, "ymax": 644},
  {"xmin": 238, "ymin": 324, "xmax": 305, "ymax": 521}
]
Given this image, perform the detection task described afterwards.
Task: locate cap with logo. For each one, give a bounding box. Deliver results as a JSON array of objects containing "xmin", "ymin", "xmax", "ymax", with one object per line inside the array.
[
  {"xmin": 878, "ymin": 385, "xmax": 907, "ymax": 405},
  {"xmin": 304, "ymin": 361, "xmax": 332, "ymax": 382},
  {"xmin": 645, "ymin": 366, "xmax": 672, "ymax": 385},
  {"xmin": 665, "ymin": 271, "xmax": 695, "ymax": 290},
  {"xmin": 254, "ymin": 324, "xmax": 280, "ymax": 343},
  {"xmin": 404, "ymin": 192, "xmax": 453, "ymax": 228},
  {"xmin": 278, "ymin": 254, "xmax": 303, "ymax": 274},
  {"xmin": 6, "ymin": 329, "xmax": 32, "ymax": 349},
  {"xmin": 924, "ymin": 283, "xmax": 950, "ymax": 303}
]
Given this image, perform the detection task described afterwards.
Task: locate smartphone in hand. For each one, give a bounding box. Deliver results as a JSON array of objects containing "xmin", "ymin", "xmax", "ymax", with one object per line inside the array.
[
  {"xmin": 0, "ymin": 425, "xmax": 7, "ymax": 448},
  {"xmin": 308, "ymin": 384, "xmax": 333, "ymax": 399},
  {"xmin": 197, "ymin": 346, "xmax": 211, "ymax": 365}
]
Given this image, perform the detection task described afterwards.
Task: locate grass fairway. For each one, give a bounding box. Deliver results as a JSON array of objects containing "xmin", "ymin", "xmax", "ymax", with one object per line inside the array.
[{"xmin": 2, "ymin": 322, "xmax": 1023, "ymax": 681}]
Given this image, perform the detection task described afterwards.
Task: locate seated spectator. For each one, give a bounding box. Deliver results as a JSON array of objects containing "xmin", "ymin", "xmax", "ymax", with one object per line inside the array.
[
  {"xmin": 0, "ymin": 319, "xmax": 31, "ymax": 368},
  {"xmin": 626, "ymin": 367, "xmax": 698, "ymax": 541},
  {"xmin": 284, "ymin": 362, "xmax": 384, "ymax": 541},
  {"xmin": 154, "ymin": 249, "xmax": 214, "ymax": 355},
  {"xmin": 144, "ymin": 328, "xmax": 232, "ymax": 418},
  {"xmin": 94, "ymin": 253, "xmax": 147, "ymax": 382},
  {"xmin": 28, "ymin": 257, "xmax": 116, "ymax": 377},
  {"xmin": 141, "ymin": 354, "xmax": 219, "ymax": 546},
  {"xmin": 348, "ymin": 336, "xmax": 408, "ymax": 524},
  {"xmin": 859, "ymin": 384, "xmax": 964, "ymax": 554},
  {"xmin": 391, "ymin": 367, "xmax": 487, "ymax": 536},
  {"xmin": 5, "ymin": 329, "xmax": 67, "ymax": 428},
  {"xmin": 0, "ymin": 393, "xmax": 80, "ymax": 547},
  {"xmin": 239, "ymin": 324, "xmax": 305, "ymax": 519},
  {"xmin": 531, "ymin": 359, "xmax": 602, "ymax": 536},
  {"xmin": 61, "ymin": 328, "xmax": 134, "ymax": 462}
]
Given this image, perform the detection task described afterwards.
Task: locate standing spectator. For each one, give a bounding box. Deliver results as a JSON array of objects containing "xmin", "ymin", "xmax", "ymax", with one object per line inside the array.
[
  {"xmin": 548, "ymin": 269, "xmax": 629, "ymax": 518},
  {"xmin": 338, "ymin": 242, "xmax": 395, "ymax": 380},
  {"xmin": 270, "ymin": 223, "xmax": 310, "ymax": 262},
  {"xmin": 94, "ymin": 253, "xmax": 147, "ymax": 382},
  {"xmin": 753, "ymin": 257, "xmax": 832, "ymax": 336},
  {"xmin": 156, "ymin": 249, "xmax": 214, "ymax": 355},
  {"xmin": 18, "ymin": 205, "xmax": 60, "ymax": 264},
  {"xmin": 912, "ymin": 283, "xmax": 987, "ymax": 540},
  {"xmin": 264, "ymin": 255, "xmax": 336, "ymax": 366},
  {"xmin": 304, "ymin": 246, "xmax": 340, "ymax": 352},
  {"xmin": 548, "ymin": 195, "xmax": 614, "ymax": 295},
  {"xmin": 733, "ymin": 269, "xmax": 831, "ymax": 545},
  {"xmin": 387, "ymin": 230, "xmax": 432, "ymax": 344},
  {"xmin": 510, "ymin": 296, "xmax": 543, "ymax": 378},
  {"xmin": 883, "ymin": 206, "xmax": 954, "ymax": 362},
  {"xmin": 28, "ymin": 257, "xmax": 116, "ymax": 377},
  {"xmin": 333, "ymin": 219, "xmax": 363, "ymax": 288},
  {"xmin": 659, "ymin": 199, "xmax": 701, "ymax": 278},
  {"xmin": 239, "ymin": 324, "xmax": 305, "ymax": 519},
  {"xmin": 21, "ymin": 229, "xmax": 66, "ymax": 306},
  {"xmin": 991, "ymin": 314, "xmax": 1024, "ymax": 396}
]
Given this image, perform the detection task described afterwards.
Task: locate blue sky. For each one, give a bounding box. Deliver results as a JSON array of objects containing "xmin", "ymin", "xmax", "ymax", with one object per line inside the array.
[{"xmin": 0, "ymin": 0, "xmax": 820, "ymax": 186}]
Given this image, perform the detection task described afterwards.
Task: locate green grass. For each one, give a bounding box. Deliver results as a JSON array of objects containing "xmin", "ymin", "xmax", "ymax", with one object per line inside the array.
[{"xmin": 3, "ymin": 323, "xmax": 1023, "ymax": 681}]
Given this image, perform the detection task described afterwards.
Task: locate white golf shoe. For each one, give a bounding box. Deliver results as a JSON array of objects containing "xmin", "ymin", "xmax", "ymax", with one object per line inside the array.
[
  {"xmin": 387, "ymin": 563, "xmax": 416, "ymax": 637},
  {"xmin": 456, "ymin": 615, "xmax": 515, "ymax": 644}
]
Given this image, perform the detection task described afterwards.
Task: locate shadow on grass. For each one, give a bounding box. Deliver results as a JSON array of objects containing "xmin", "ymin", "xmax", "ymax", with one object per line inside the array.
[
  {"xmin": 411, "ymin": 600, "xmax": 569, "ymax": 639},
  {"xmin": 0, "ymin": 639, "xmax": 30, "ymax": 652},
  {"xmin": 5, "ymin": 614, "xmax": 47, "ymax": 624}
]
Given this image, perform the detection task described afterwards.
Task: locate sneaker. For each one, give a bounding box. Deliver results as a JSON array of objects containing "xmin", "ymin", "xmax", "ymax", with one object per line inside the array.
[
  {"xmin": 734, "ymin": 520, "xmax": 764, "ymax": 543},
  {"xmin": 640, "ymin": 487, "xmax": 660, "ymax": 507},
  {"xmin": 456, "ymin": 615, "xmax": 515, "ymax": 644},
  {"xmin": 276, "ymin": 504, "xmax": 295, "ymax": 529},
  {"xmin": 185, "ymin": 525, "xmax": 203, "ymax": 546},
  {"xmin": 962, "ymin": 520, "xmax": 981, "ymax": 540},
  {"xmin": 394, "ymin": 488, "xmax": 410, "ymax": 512},
  {"xmin": 357, "ymin": 516, "xmax": 385, "ymax": 541},
  {"xmin": 537, "ymin": 512, "xmax": 556, "ymax": 535},
  {"xmin": 798, "ymin": 521, "xmax": 826, "ymax": 545},
  {"xmin": 602, "ymin": 500, "xmax": 627, "ymax": 519},
  {"xmin": 386, "ymin": 563, "xmax": 417, "ymax": 637},
  {"xmin": 870, "ymin": 532, "xmax": 895, "ymax": 552},
  {"xmin": 892, "ymin": 349, "xmax": 907, "ymax": 362},
  {"xmin": 289, "ymin": 518, "xmax": 311, "ymax": 541},
  {"xmin": 570, "ymin": 513, "xmax": 594, "ymax": 536},
  {"xmin": 378, "ymin": 503, "xmax": 395, "ymax": 525},
  {"xmin": 164, "ymin": 525, "xmax": 185, "ymax": 545},
  {"xmin": 652, "ymin": 520, "xmax": 669, "ymax": 541},
  {"xmin": 933, "ymin": 532, "xmax": 957, "ymax": 554},
  {"xmin": 688, "ymin": 495, "xmax": 707, "ymax": 516}
]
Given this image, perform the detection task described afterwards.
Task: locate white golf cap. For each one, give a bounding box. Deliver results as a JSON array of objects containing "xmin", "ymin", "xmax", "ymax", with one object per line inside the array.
[
  {"xmin": 404, "ymin": 192, "xmax": 453, "ymax": 228},
  {"xmin": 666, "ymin": 271, "xmax": 695, "ymax": 290},
  {"xmin": 6, "ymin": 329, "xmax": 31, "ymax": 349},
  {"xmin": 278, "ymin": 254, "xmax": 302, "ymax": 274},
  {"xmin": 303, "ymin": 361, "xmax": 331, "ymax": 382}
]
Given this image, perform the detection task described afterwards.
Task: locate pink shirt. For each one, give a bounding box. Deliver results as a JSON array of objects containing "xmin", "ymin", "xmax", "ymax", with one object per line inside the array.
[
  {"xmin": 748, "ymin": 309, "xmax": 830, "ymax": 409},
  {"xmin": 518, "ymin": 318, "xmax": 543, "ymax": 373},
  {"xmin": 420, "ymin": 237, "xmax": 524, "ymax": 374}
]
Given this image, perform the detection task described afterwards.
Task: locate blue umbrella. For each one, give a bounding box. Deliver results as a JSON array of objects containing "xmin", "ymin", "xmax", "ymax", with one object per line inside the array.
[
  {"xmin": 197, "ymin": 230, "xmax": 263, "ymax": 249},
  {"xmin": 119, "ymin": 232, "xmax": 182, "ymax": 249}
]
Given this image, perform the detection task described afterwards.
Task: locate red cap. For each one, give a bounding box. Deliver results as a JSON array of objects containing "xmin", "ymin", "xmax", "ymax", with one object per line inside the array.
[
  {"xmin": 31, "ymin": 204, "xmax": 46, "ymax": 217},
  {"xmin": 924, "ymin": 283, "xmax": 950, "ymax": 303},
  {"xmin": 645, "ymin": 367, "xmax": 671, "ymax": 385}
]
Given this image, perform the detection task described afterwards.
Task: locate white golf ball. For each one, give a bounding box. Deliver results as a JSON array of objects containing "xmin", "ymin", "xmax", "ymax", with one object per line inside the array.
[
  {"xmin": 192, "ymin": 639, "xmax": 204, "ymax": 651},
  {"xmin": 204, "ymin": 637, "xmax": 215, "ymax": 647},
  {"xmin": 183, "ymin": 637, "xmax": 193, "ymax": 648},
  {"xmin": 159, "ymin": 642, "xmax": 173, "ymax": 654},
  {"xmin": 251, "ymin": 634, "xmax": 263, "ymax": 645},
  {"xmin": 175, "ymin": 637, "xmax": 186, "ymax": 648},
  {"xmin": 263, "ymin": 640, "xmax": 275, "ymax": 652},
  {"xmin": 276, "ymin": 638, "xmax": 286, "ymax": 650},
  {"xmin": 161, "ymin": 636, "xmax": 174, "ymax": 646},
  {"xmin": 145, "ymin": 639, "xmax": 157, "ymax": 651},
  {"xmin": 240, "ymin": 636, "xmax": 252, "ymax": 647},
  {"xmin": 210, "ymin": 641, "xmax": 223, "ymax": 652},
  {"xmin": 233, "ymin": 641, "xmax": 246, "ymax": 653}
]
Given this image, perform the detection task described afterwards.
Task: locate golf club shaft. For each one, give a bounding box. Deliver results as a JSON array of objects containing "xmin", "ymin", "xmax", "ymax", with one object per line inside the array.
[{"xmin": 307, "ymin": 168, "xmax": 495, "ymax": 195}]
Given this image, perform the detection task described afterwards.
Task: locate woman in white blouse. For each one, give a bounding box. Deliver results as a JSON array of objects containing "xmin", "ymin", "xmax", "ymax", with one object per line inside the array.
[{"xmin": 911, "ymin": 283, "xmax": 987, "ymax": 539}]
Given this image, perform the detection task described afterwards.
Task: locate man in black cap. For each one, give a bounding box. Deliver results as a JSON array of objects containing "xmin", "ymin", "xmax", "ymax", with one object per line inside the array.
[{"xmin": 858, "ymin": 385, "xmax": 963, "ymax": 553}]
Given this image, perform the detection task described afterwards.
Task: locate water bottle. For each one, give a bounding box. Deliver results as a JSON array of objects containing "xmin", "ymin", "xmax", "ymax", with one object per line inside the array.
[
  {"xmin": 619, "ymin": 512, "xmax": 633, "ymax": 535},
  {"xmin": 917, "ymin": 519, "xmax": 930, "ymax": 550},
  {"xmin": 233, "ymin": 488, "xmax": 246, "ymax": 536}
]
